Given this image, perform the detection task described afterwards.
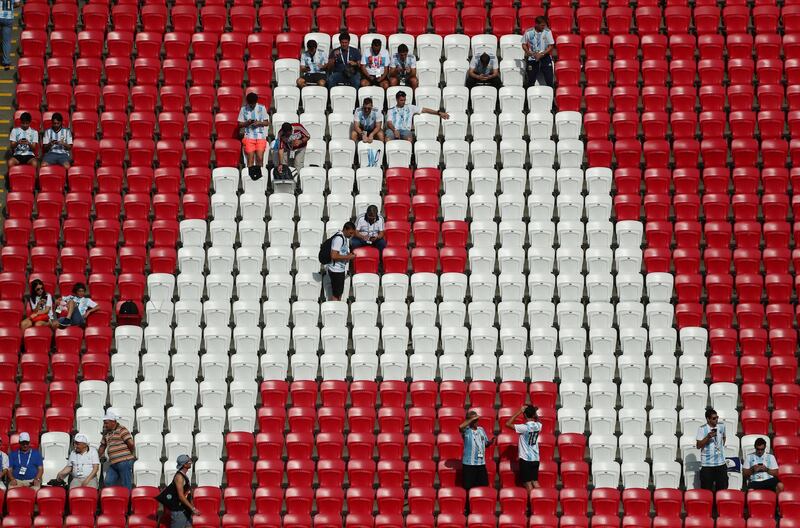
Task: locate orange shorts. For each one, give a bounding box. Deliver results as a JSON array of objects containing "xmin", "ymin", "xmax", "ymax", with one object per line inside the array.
[{"xmin": 243, "ymin": 138, "xmax": 267, "ymax": 154}]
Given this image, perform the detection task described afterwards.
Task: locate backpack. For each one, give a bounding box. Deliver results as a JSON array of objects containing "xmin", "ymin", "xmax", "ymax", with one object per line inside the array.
[
  {"xmin": 318, "ymin": 233, "xmax": 344, "ymax": 265},
  {"xmin": 117, "ymin": 300, "xmax": 142, "ymax": 326},
  {"xmin": 156, "ymin": 472, "xmax": 190, "ymax": 511}
]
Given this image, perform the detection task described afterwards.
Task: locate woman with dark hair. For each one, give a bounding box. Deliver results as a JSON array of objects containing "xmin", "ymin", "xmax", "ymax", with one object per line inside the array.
[
  {"xmin": 58, "ymin": 282, "xmax": 99, "ymax": 328},
  {"xmin": 20, "ymin": 279, "xmax": 53, "ymax": 330}
]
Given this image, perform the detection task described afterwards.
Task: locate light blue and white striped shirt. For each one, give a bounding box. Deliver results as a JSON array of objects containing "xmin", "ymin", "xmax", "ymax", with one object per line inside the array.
[
  {"xmin": 744, "ymin": 452, "xmax": 778, "ymax": 482},
  {"xmin": 462, "ymin": 426, "xmax": 491, "ymax": 466},
  {"xmin": 43, "ymin": 127, "xmax": 72, "ymax": 154},
  {"xmin": 237, "ymin": 103, "xmax": 269, "ymax": 140},
  {"xmin": 514, "ymin": 421, "xmax": 542, "ymax": 462},
  {"xmin": 0, "ymin": 0, "xmax": 16, "ymax": 20},
  {"xmin": 387, "ymin": 104, "xmax": 420, "ymax": 132},
  {"xmin": 696, "ymin": 423, "xmax": 727, "ymax": 467}
]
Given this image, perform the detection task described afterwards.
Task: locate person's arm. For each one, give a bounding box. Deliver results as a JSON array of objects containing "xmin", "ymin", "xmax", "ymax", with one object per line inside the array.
[
  {"xmin": 326, "ymin": 49, "xmax": 337, "ymax": 70},
  {"xmin": 97, "ymin": 436, "xmax": 106, "ymax": 459},
  {"xmin": 62, "ymin": 132, "xmax": 73, "ymax": 152},
  {"xmin": 767, "ymin": 457, "xmax": 779, "ymax": 479},
  {"xmin": 34, "ymin": 464, "xmax": 43, "ymax": 486},
  {"xmin": 377, "ymin": 54, "xmax": 390, "ymax": 82},
  {"xmin": 487, "ymin": 60, "xmax": 501, "ymax": 79},
  {"xmin": 367, "ymin": 118, "xmax": 382, "ymax": 140},
  {"xmin": 84, "ymin": 463, "xmax": 99, "ymax": 485},
  {"xmin": 123, "ymin": 431, "xmax": 136, "ymax": 455},
  {"xmin": 84, "ymin": 300, "xmax": 100, "ymax": 318},
  {"xmin": 330, "ymin": 237, "xmax": 356, "ymax": 261},
  {"xmin": 353, "ymin": 115, "xmax": 364, "ymax": 135},
  {"xmin": 176, "ymin": 473, "xmax": 200, "ymax": 515},
  {"xmin": 386, "ymin": 114, "xmax": 398, "ymax": 136},
  {"xmin": 65, "ymin": 298, "xmax": 76, "ymax": 318},
  {"xmin": 468, "ymin": 66, "xmax": 482, "ymax": 80},
  {"xmin": 295, "ymin": 128, "xmax": 310, "ymax": 149},
  {"xmin": 696, "ymin": 428, "xmax": 716, "ymax": 450},
  {"xmin": 742, "ymin": 457, "xmax": 753, "ymax": 480},
  {"xmin": 522, "ymin": 33, "xmax": 533, "ymax": 58},
  {"xmin": 421, "ymin": 107, "xmax": 450, "ymax": 119},
  {"xmin": 459, "ymin": 415, "xmax": 478, "ymax": 433},
  {"xmin": 57, "ymin": 460, "xmax": 71, "ymax": 481},
  {"xmin": 505, "ymin": 407, "xmax": 526, "ymax": 431},
  {"xmin": 41, "ymin": 131, "xmax": 51, "ymax": 153},
  {"xmin": 359, "ymin": 55, "xmax": 371, "ymax": 78}
]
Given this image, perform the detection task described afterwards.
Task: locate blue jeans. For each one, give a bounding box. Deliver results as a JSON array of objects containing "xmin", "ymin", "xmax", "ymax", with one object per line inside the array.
[
  {"xmin": 104, "ymin": 459, "xmax": 134, "ymax": 489},
  {"xmin": 0, "ymin": 18, "xmax": 12, "ymax": 67},
  {"xmin": 58, "ymin": 310, "xmax": 85, "ymax": 327},
  {"xmin": 328, "ymin": 70, "xmax": 361, "ymax": 88},
  {"xmin": 350, "ymin": 237, "xmax": 386, "ymax": 252}
]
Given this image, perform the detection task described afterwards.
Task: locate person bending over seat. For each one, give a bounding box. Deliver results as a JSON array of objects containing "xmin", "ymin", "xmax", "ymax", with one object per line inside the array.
[
  {"xmin": 273, "ymin": 121, "xmax": 311, "ymax": 180},
  {"xmin": 466, "ymin": 52, "xmax": 502, "ymax": 89}
]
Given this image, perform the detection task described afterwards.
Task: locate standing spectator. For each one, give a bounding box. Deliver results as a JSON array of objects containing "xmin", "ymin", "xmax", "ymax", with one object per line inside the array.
[
  {"xmin": 696, "ymin": 408, "xmax": 729, "ymax": 493},
  {"xmin": 523, "ymin": 16, "xmax": 555, "ymax": 88},
  {"xmin": 297, "ymin": 39, "xmax": 328, "ymax": 88},
  {"xmin": 8, "ymin": 112, "xmax": 38, "ymax": 168},
  {"xmin": 385, "ymin": 91, "xmax": 449, "ymax": 141},
  {"xmin": 351, "ymin": 98, "xmax": 385, "ymax": 144},
  {"xmin": 41, "ymin": 112, "xmax": 73, "ymax": 168},
  {"xmin": 388, "ymin": 44, "xmax": 418, "ymax": 89},
  {"xmin": 0, "ymin": 438, "xmax": 10, "ymax": 489},
  {"xmin": 167, "ymin": 455, "xmax": 199, "ymax": 528},
  {"xmin": 99, "ymin": 412, "xmax": 136, "ymax": 489},
  {"xmin": 237, "ymin": 91, "xmax": 270, "ymax": 179},
  {"xmin": 460, "ymin": 410, "xmax": 492, "ymax": 491},
  {"xmin": 57, "ymin": 282, "xmax": 99, "ymax": 328},
  {"xmin": 325, "ymin": 222, "xmax": 357, "ymax": 302},
  {"xmin": 0, "ymin": 0, "xmax": 18, "ymax": 70},
  {"xmin": 8, "ymin": 433, "xmax": 43, "ymax": 489},
  {"xmin": 57, "ymin": 434, "xmax": 100, "ymax": 489},
  {"xmin": 327, "ymin": 32, "xmax": 362, "ymax": 88},
  {"xmin": 744, "ymin": 437, "xmax": 783, "ymax": 493},
  {"xmin": 20, "ymin": 279, "xmax": 53, "ymax": 330},
  {"xmin": 273, "ymin": 122, "xmax": 311, "ymax": 180},
  {"xmin": 360, "ymin": 38, "xmax": 391, "ymax": 89},
  {"xmin": 351, "ymin": 205, "xmax": 387, "ymax": 252},
  {"xmin": 466, "ymin": 52, "xmax": 502, "ymax": 89},
  {"xmin": 505, "ymin": 406, "xmax": 542, "ymax": 491}
]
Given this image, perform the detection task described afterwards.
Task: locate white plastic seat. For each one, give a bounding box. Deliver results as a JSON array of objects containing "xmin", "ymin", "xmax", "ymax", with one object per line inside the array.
[
  {"xmin": 409, "ymin": 272, "xmax": 438, "ymax": 301},
  {"xmin": 469, "ymin": 353, "xmax": 497, "ymax": 381},
  {"xmin": 164, "ymin": 433, "xmax": 194, "ymax": 462},
  {"xmin": 529, "ymin": 139, "xmax": 556, "ymax": 168},
  {"xmin": 443, "ymin": 33, "xmax": 470, "ymax": 61},
  {"xmin": 592, "ymin": 461, "xmax": 621, "ymax": 488},
  {"xmin": 527, "ymin": 273, "xmax": 555, "ymax": 301},
  {"xmin": 470, "ymin": 140, "xmax": 497, "ymax": 169},
  {"xmin": 469, "ymin": 112, "xmax": 497, "ymax": 140},
  {"xmin": 147, "ymin": 273, "xmax": 175, "ymax": 304},
  {"xmin": 442, "ymin": 112, "xmax": 468, "ymax": 140},
  {"xmin": 470, "ymin": 221, "xmax": 497, "ymax": 248},
  {"xmin": 470, "ymin": 87, "xmax": 498, "ymax": 113},
  {"xmin": 560, "ymin": 382, "xmax": 588, "ymax": 410},
  {"xmin": 388, "ymin": 33, "xmax": 415, "ymax": 56},
  {"xmin": 680, "ymin": 327, "xmax": 709, "ymax": 357},
  {"xmin": 615, "ymin": 220, "xmax": 644, "ymax": 249},
  {"xmin": 295, "ymin": 273, "xmax": 322, "ymax": 301},
  {"xmin": 442, "ymin": 86, "xmax": 469, "ymax": 113},
  {"xmin": 352, "ymin": 327, "xmax": 380, "ymax": 356},
  {"xmin": 557, "ymin": 354, "xmax": 585, "ymax": 384},
  {"xmin": 135, "ymin": 407, "xmax": 165, "ymax": 435},
  {"xmin": 328, "ymin": 139, "xmax": 356, "ymax": 167},
  {"xmin": 499, "ymin": 138, "xmax": 527, "ymax": 168},
  {"xmin": 498, "ymin": 169, "xmax": 526, "ymax": 198},
  {"xmin": 498, "ymin": 248, "xmax": 525, "ymax": 275},
  {"xmin": 619, "ymin": 382, "xmax": 648, "ymax": 410},
  {"xmin": 650, "ymin": 435, "xmax": 678, "ymax": 464},
  {"xmin": 409, "ymin": 301, "xmax": 437, "ymax": 329},
  {"xmin": 557, "ymin": 139, "xmax": 584, "ymax": 168},
  {"xmin": 352, "ymin": 273, "xmax": 380, "ymax": 301},
  {"xmin": 441, "ymin": 327, "xmax": 469, "ymax": 357},
  {"xmin": 618, "ymin": 353, "xmax": 646, "ymax": 383},
  {"xmin": 301, "ymin": 85, "xmax": 328, "ymax": 114},
  {"xmin": 558, "ymin": 407, "xmax": 586, "ymax": 434},
  {"xmin": 589, "ymin": 435, "xmax": 617, "ymax": 463},
  {"xmin": 413, "ymin": 113, "xmax": 439, "ymax": 141},
  {"xmin": 586, "ymin": 167, "xmax": 613, "ymax": 195},
  {"xmin": 650, "ymin": 408, "xmax": 679, "ymax": 437},
  {"xmin": 528, "ymin": 305, "xmax": 555, "ymax": 331},
  {"xmin": 618, "ymin": 408, "xmax": 648, "ymax": 437},
  {"xmin": 141, "ymin": 352, "xmax": 170, "ymax": 381},
  {"xmin": 415, "ymin": 139, "xmax": 441, "ymax": 168},
  {"xmin": 587, "ymin": 301, "xmax": 614, "ymax": 329},
  {"xmin": 273, "ymin": 86, "xmax": 300, "ymax": 113},
  {"xmin": 386, "ymin": 140, "xmax": 413, "ymax": 167},
  {"xmin": 109, "ymin": 380, "xmax": 138, "ymax": 409},
  {"xmin": 320, "ymin": 353, "xmax": 348, "ymax": 381},
  {"xmin": 212, "ymin": 167, "xmax": 239, "ymax": 194},
  {"xmin": 327, "ymin": 112, "xmax": 352, "ymax": 139},
  {"xmin": 589, "ymin": 381, "xmax": 617, "ymax": 409},
  {"xmin": 293, "ymin": 300, "xmax": 321, "ymax": 328},
  {"xmin": 415, "ymin": 60, "xmax": 441, "ymax": 86},
  {"xmin": 586, "ymin": 273, "xmax": 613, "ymax": 302},
  {"xmin": 350, "ymin": 301, "xmax": 378, "ymax": 328},
  {"xmin": 171, "ymin": 352, "xmax": 199, "ymax": 382},
  {"xmin": 555, "ymin": 111, "xmax": 582, "ymax": 140},
  {"xmin": 411, "ymin": 326, "xmax": 439, "ymax": 356},
  {"xmin": 381, "ymin": 352, "xmax": 408, "ymax": 381},
  {"xmin": 650, "ymin": 382, "xmax": 680, "ymax": 410},
  {"xmin": 619, "ymin": 434, "xmax": 647, "ymax": 462},
  {"xmin": 652, "ymin": 461, "xmax": 682, "ymax": 489},
  {"xmin": 194, "ymin": 460, "xmax": 224, "ymax": 487},
  {"xmin": 209, "ymin": 219, "xmax": 236, "ymax": 247},
  {"xmin": 330, "ymin": 86, "xmax": 358, "ymax": 113},
  {"xmin": 382, "ymin": 326, "xmax": 409, "ymax": 357},
  {"xmin": 528, "ymin": 353, "xmax": 556, "ymax": 382},
  {"xmin": 528, "ymin": 248, "xmax": 555, "ymax": 275},
  {"xmin": 557, "ymin": 273, "xmax": 584, "ymax": 302},
  {"xmin": 275, "ymin": 58, "xmax": 300, "ymax": 86},
  {"xmin": 585, "ymin": 194, "xmax": 613, "ymax": 222},
  {"xmin": 350, "ymin": 352, "xmax": 379, "ymax": 381},
  {"xmin": 416, "ymin": 33, "xmax": 443, "ymax": 62},
  {"xmin": 111, "ymin": 353, "xmax": 139, "ymax": 383},
  {"xmin": 471, "ymin": 34, "xmax": 498, "ymax": 58},
  {"xmin": 500, "ymin": 59, "xmax": 524, "ymax": 86},
  {"xmin": 197, "ymin": 407, "xmax": 226, "ymax": 434},
  {"xmin": 498, "ymin": 87, "xmax": 525, "ymax": 115},
  {"xmin": 527, "ymin": 113, "xmax": 553, "ymax": 140},
  {"xmin": 79, "ymin": 380, "xmax": 108, "ymax": 409},
  {"xmin": 528, "ymin": 193, "xmax": 554, "ymax": 222},
  {"xmin": 179, "ymin": 219, "xmax": 207, "ymax": 249},
  {"xmin": 133, "ymin": 460, "xmax": 162, "ymax": 487},
  {"xmin": 527, "ymin": 86, "xmax": 554, "ymax": 113},
  {"xmin": 646, "ymin": 273, "xmax": 675, "ymax": 303},
  {"xmin": 469, "ymin": 273, "xmax": 497, "ymax": 302},
  {"xmin": 621, "ymin": 462, "xmax": 651, "ymax": 489},
  {"xmin": 414, "ymin": 86, "xmax": 441, "ymax": 112},
  {"xmin": 556, "ymin": 248, "xmax": 583, "ymax": 276},
  {"xmin": 410, "ymin": 352, "xmax": 437, "ymax": 381},
  {"xmin": 443, "ymin": 140, "xmax": 469, "ymax": 168},
  {"xmin": 499, "ymin": 220, "xmax": 526, "ymax": 249},
  {"xmin": 709, "ymin": 382, "xmax": 739, "ymax": 412},
  {"xmin": 441, "ymin": 193, "xmax": 468, "ymax": 221},
  {"xmin": 438, "ymin": 301, "xmax": 466, "ymax": 329},
  {"xmin": 135, "ymin": 433, "xmax": 163, "ymax": 463}
]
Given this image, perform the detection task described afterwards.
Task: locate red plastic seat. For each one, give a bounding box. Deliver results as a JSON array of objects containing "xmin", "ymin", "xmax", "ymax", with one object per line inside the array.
[{"xmin": 748, "ymin": 491, "xmax": 778, "ymax": 519}]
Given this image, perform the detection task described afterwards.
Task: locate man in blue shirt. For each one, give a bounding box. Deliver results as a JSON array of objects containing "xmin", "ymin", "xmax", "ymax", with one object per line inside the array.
[
  {"xmin": 327, "ymin": 32, "xmax": 361, "ymax": 88},
  {"xmin": 8, "ymin": 432, "xmax": 43, "ymax": 490},
  {"xmin": 522, "ymin": 16, "xmax": 556, "ymax": 88},
  {"xmin": 0, "ymin": 0, "xmax": 18, "ymax": 70},
  {"xmin": 460, "ymin": 410, "xmax": 492, "ymax": 491},
  {"xmin": 696, "ymin": 408, "xmax": 729, "ymax": 493}
]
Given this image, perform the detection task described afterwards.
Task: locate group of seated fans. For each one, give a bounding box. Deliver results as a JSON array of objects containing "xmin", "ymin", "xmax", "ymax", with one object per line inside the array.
[{"xmin": 7, "ymin": 111, "xmax": 73, "ymax": 169}]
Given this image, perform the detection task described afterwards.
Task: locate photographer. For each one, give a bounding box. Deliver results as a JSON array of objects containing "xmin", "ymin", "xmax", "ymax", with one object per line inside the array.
[
  {"xmin": 327, "ymin": 32, "xmax": 362, "ymax": 88},
  {"xmin": 388, "ymin": 44, "xmax": 418, "ymax": 89},
  {"xmin": 696, "ymin": 408, "xmax": 729, "ymax": 493},
  {"xmin": 237, "ymin": 91, "xmax": 269, "ymax": 179}
]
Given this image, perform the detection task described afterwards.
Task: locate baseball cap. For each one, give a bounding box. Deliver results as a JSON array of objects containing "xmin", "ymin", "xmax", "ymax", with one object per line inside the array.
[
  {"xmin": 103, "ymin": 412, "xmax": 119, "ymax": 421},
  {"xmin": 74, "ymin": 433, "xmax": 89, "ymax": 444},
  {"xmin": 19, "ymin": 432, "xmax": 30, "ymax": 442},
  {"xmin": 176, "ymin": 454, "xmax": 191, "ymax": 469}
]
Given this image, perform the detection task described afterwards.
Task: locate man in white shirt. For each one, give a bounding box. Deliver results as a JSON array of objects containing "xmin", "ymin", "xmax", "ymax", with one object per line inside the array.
[
  {"xmin": 8, "ymin": 112, "xmax": 38, "ymax": 168},
  {"xmin": 41, "ymin": 112, "xmax": 73, "ymax": 168},
  {"xmin": 360, "ymin": 38, "xmax": 391, "ymax": 89},
  {"xmin": 388, "ymin": 44, "xmax": 418, "ymax": 89},
  {"xmin": 523, "ymin": 16, "xmax": 556, "ymax": 88},
  {"xmin": 351, "ymin": 205, "xmax": 386, "ymax": 252},
  {"xmin": 325, "ymin": 222, "xmax": 357, "ymax": 301},
  {"xmin": 237, "ymin": 91, "xmax": 270, "ymax": 178},
  {"xmin": 351, "ymin": 98, "xmax": 384, "ymax": 144},
  {"xmin": 385, "ymin": 91, "xmax": 449, "ymax": 141},
  {"xmin": 744, "ymin": 437, "xmax": 783, "ymax": 493},
  {"xmin": 696, "ymin": 408, "xmax": 729, "ymax": 493},
  {"xmin": 466, "ymin": 53, "xmax": 502, "ymax": 89},
  {"xmin": 57, "ymin": 433, "xmax": 100, "ymax": 489},
  {"xmin": 297, "ymin": 39, "xmax": 328, "ymax": 88},
  {"xmin": 505, "ymin": 405, "xmax": 543, "ymax": 491},
  {"xmin": 0, "ymin": 0, "xmax": 19, "ymax": 69},
  {"xmin": 0, "ymin": 439, "xmax": 9, "ymax": 490}
]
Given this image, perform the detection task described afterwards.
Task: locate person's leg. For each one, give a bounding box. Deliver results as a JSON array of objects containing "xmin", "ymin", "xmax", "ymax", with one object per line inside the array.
[
  {"xmin": 8, "ymin": 156, "xmax": 18, "ymax": 168},
  {"xmin": 1, "ymin": 19, "xmax": 12, "ymax": 67},
  {"xmin": 328, "ymin": 72, "xmax": 343, "ymax": 86},
  {"xmin": 465, "ymin": 76, "xmax": 477, "ymax": 90},
  {"xmin": 329, "ymin": 271, "xmax": 345, "ymax": 301},
  {"xmin": 292, "ymin": 148, "xmax": 306, "ymax": 170},
  {"xmin": 374, "ymin": 129, "xmax": 385, "ymax": 143},
  {"xmin": 526, "ymin": 60, "xmax": 541, "ymax": 88},
  {"xmin": 462, "ymin": 465, "xmax": 476, "ymax": 491},
  {"xmin": 27, "ymin": 156, "xmax": 38, "ymax": 168},
  {"xmin": 349, "ymin": 73, "xmax": 362, "ymax": 89},
  {"xmin": 351, "ymin": 128, "xmax": 361, "ymax": 142},
  {"xmin": 385, "ymin": 129, "xmax": 397, "ymax": 141},
  {"xmin": 373, "ymin": 238, "xmax": 387, "ymax": 251},
  {"xmin": 119, "ymin": 459, "xmax": 134, "ymax": 489},
  {"xmin": 717, "ymin": 465, "xmax": 729, "ymax": 491},
  {"xmin": 349, "ymin": 237, "xmax": 367, "ymax": 250},
  {"xmin": 360, "ymin": 77, "xmax": 371, "ymax": 87},
  {"xmin": 699, "ymin": 467, "xmax": 713, "ymax": 491},
  {"xmin": 476, "ymin": 465, "xmax": 489, "ymax": 487},
  {"xmin": 540, "ymin": 57, "xmax": 555, "ymax": 88},
  {"xmin": 243, "ymin": 139, "xmax": 255, "ymax": 167},
  {"xmin": 20, "ymin": 318, "xmax": 32, "ymax": 330},
  {"xmin": 389, "ymin": 75, "xmax": 399, "ymax": 87},
  {"xmin": 777, "ymin": 481, "xmax": 785, "ymax": 494},
  {"xmin": 297, "ymin": 76, "xmax": 306, "ymax": 88},
  {"xmin": 104, "ymin": 462, "xmax": 119, "ymax": 487},
  {"xmin": 490, "ymin": 76, "xmax": 503, "ymax": 89},
  {"xmin": 70, "ymin": 309, "xmax": 85, "ymax": 326},
  {"xmin": 400, "ymin": 130, "xmax": 413, "ymax": 141},
  {"xmin": 409, "ymin": 76, "xmax": 419, "ymax": 89}
]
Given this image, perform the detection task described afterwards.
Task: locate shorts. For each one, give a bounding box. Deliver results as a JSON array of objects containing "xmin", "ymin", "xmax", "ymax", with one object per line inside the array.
[
  {"xmin": 13, "ymin": 153, "xmax": 35, "ymax": 164},
  {"xmin": 519, "ymin": 460, "xmax": 540, "ymax": 484},
  {"xmin": 43, "ymin": 151, "xmax": 70, "ymax": 166},
  {"xmin": 243, "ymin": 138, "xmax": 267, "ymax": 155},
  {"xmin": 303, "ymin": 72, "xmax": 326, "ymax": 84},
  {"xmin": 386, "ymin": 129, "xmax": 413, "ymax": 141},
  {"xmin": 462, "ymin": 464, "xmax": 489, "ymax": 490},
  {"xmin": 328, "ymin": 270, "xmax": 346, "ymax": 299},
  {"xmin": 748, "ymin": 477, "xmax": 780, "ymax": 491}
]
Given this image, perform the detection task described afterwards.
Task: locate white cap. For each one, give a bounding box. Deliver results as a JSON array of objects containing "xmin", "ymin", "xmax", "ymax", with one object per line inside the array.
[
  {"xmin": 103, "ymin": 412, "xmax": 119, "ymax": 421},
  {"xmin": 74, "ymin": 433, "xmax": 89, "ymax": 444},
  {"xmin": 18, "ymin": 432, "xmax": 30, "ymax": 442}
]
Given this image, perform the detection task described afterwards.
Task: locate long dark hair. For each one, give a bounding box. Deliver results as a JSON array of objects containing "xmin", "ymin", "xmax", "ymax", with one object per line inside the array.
[{"xmin": 29, "ymin": 279, "xmax": 47, "ymax": 304}]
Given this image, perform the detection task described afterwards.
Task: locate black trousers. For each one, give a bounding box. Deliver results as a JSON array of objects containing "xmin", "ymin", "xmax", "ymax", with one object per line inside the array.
[
  {"xmin": 466, "ymin": 76, "xmax": 502, "ymax": 89},
  {"xmin": 699, "ymin": 464, "xmax": 729, "ymax": 492},
  {"xmin": 462, "ymin": 464, "xmax": 489, "ymax": 491},
  {"xmin": 526, "ymin": 56, "xmax": 554, "ymax": 88}
]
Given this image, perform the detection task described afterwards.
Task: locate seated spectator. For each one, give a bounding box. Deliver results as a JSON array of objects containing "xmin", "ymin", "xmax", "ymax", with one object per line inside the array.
[
  {"xmin": 237, "ymin": 91, "xmax": 270, "ymax": 179},
  {"xmin": 351, "ymin": 97, "xmax": 385, "ymax": 143},
  {"xmin": 9, "ymin": 432, "xmax": 43, "ymax": 490},
  {"xmin": 58, "ymin": 282, "xmax": 99, "ymax": 328},
  {"xmin": 57, "ymin": 434, "xmax": 100, "ymax": 489},
  {"xmin": 327, "ymin": 32, "xmax": 362, "ymax": 88},
  {"xmin": 388, "ymin": 44, "xmax": 418, "ymax": 89},
  {"xmin": 325, "ymin": 222, "xmax": 357, "ymax": 302},
  {"xmin": 0, "ymin": 438, "xmax": 9, "ymax": 490},
  {"xmin": 385, "ymin": 91, "xmax": 449, "ymax": 141},
  {"xmin": 466, "ymin": 52, "xmax": 502, "ymax": 89},
  {"xmin": 273, "ymin": 121, "xmax": 311, "ymax": 180},
  {"xmin": 523, "ymin": 16, "xmax": 556, "ymax": 88},
  {"xmin": 297, "ymin": 39, "xmax": 327, "ymax": 88},
  {"xmin": 41, "ymin": 112, "xmax": 73, "ymax": 168},
  {"xmin": 20, "ymin": 279, "xmax": 53, "ymax": 330},
  {"xmin": 50, "ymin": 294, "xmax": 67, "ymax": 330},
  {"xmin": 351, "ymin": 205, "xmax": 387, "ymax": 252},
  {"xmin": 360, "ymin": 38, "xmax": 391, "ymax": 89},
  {"xmin": 8, "ymin": 111, "xmax": 38, "ymax": 168},
  {"xmin": 744, "ymin": 437, "xmax": 784, "ymax": 493}
]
